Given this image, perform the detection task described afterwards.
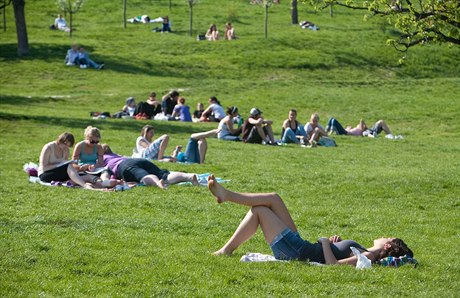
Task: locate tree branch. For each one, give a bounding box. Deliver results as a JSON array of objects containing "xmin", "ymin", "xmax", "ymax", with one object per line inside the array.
[{"xmin": 0, "ymin": 0, "xmax": 12, "ymax": 10}]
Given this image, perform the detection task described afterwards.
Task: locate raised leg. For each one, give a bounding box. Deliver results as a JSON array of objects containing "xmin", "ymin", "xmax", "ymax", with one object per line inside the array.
[
  {"xmin": 191, "ymin": 128, "xmax": 219, "ymax": 140},
  {"xmin": 376, "ymin": 120, "xmax": 392, "ymax": 135},
  {"xmin": 157, "ymin": 135, "xmax": 169, "ymax": 160},
  {"xmin": 208, "ymin": 175, "xmax": 296, "ymax": 231},
  {"xmin": 198, "ymin": 139, "xmax": 207, "ymax": 163},
  {"xmin": 255, "ymin": 124, "xmax": 267, "ymax": 142},
  {"xmin": 282, "ymin": 128, "xmax": 299, "ymax": 144},
  {"xmin": 214, "ymin": 206, "xmax": 289, "ymax": 255},
  {"xmin": 265, "ymin": 124, "xmax": 275, "ymax": 143}
]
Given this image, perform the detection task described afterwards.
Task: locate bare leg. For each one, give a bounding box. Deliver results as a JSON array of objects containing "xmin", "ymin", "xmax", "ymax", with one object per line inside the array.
[
  {"xmin": 376, "ymin": 120, "xmax": 392, "ymax": 135},
  {"xmin": 157, "ymin": 135, "xmax": 169, "ymax": 160},
  {"xmin": 198, "ymin": 139, "xmax": 207, "ymax": 164},
  {"xmin": 214, "ymin": 206, "xmax": 289, "ymax": 255},
  {"xmin": 264, "ymin": 124, "xmax": 275, "ymax": 143},
  {"xmin": 67, "ymin": 165, "xmax": 94, "ymax": 189},
  {"xmin": 191, "ymin": 128, "xmax": 219, "ymax": 140},
  {"xmin": 208, "ymin": 175, "xmax": 296, "ymax": 231},
  {"xmin": 141, "ymin": 174, "xmax": 166, "ymax": 189},
  {"xmin": 166, "ymin": 172, "xmax": 199, "ymax": 186},
  {"xmin": 255, "ymin": 124, "xmax": 267, "ymax": 141}
]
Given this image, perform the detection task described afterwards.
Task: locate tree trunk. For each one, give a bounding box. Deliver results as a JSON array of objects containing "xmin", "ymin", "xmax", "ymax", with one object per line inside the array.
[
  {"xmin": 69, "ymin": 11, "xmax": 73, "ymax": 37},
  {"xmin": 169, "ymin": 0, "xmax": 172, "ymax": 11},
  {"xmin": 12, "ymin": 0, "xmax": 28, "ymax": 56},
  {"xmin": 123, "ymin": 0, "xmax": 127, "ymax": 29},
  {"xmin": 189, "ymin": 3, "xmax": 192, "ymax": 37},
  {"xmin": 264, "ymin": 4, "xmax": 268, "ymax": 38},
  {"xmin": 329, "ymin": 4, "xmax": 333, "ymax": 17},
  {"xmin": 291, "ymin": 0, "xmax": 298, "ymax": 25}
]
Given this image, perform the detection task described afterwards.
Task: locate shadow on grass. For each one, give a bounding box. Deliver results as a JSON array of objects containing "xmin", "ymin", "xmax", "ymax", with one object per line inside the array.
[
  {"xmin": 0, "ymin": 43, "xmax": 186, "ymax": 78},
  {"xmin": 0, "ymin": 110, "xmax": 205, "ymax": 136},
  {"xmin": 0, "ymin": 95, "xmax": 69, "ymax": 105}
]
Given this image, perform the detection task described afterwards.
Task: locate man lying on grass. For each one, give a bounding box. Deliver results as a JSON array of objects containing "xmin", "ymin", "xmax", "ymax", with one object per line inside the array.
[{"xmin": 207, "ymin": 175, "xmax": 413, "ymax": 265}]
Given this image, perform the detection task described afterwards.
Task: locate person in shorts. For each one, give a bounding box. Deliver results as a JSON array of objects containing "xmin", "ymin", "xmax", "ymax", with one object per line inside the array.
[{"xmin": 242, "ymin": 108, "xmax": 276, "ymax": 145}]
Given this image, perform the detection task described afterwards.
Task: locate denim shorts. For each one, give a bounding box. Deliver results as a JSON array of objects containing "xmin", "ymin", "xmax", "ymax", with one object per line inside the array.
[{"xmin": 270, "ymin": 228, "xmax": 307, "ymax": 260}]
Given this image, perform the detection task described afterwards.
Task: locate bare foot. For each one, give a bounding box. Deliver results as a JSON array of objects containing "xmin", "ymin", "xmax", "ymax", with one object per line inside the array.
[
  {"xmin": 212, "ymin": 249, "xmax": 232, "ymax": 256},
  {"xmin": 207, "ymin": 174, "xmax": 226, "ymax": 203},
  {"xmin": 157, "ymin": 179, "xmax": 168, "ymax": 189},
  {"xmin": 191, "ymin": 174, "xmax": 200, "ymax": 186}
]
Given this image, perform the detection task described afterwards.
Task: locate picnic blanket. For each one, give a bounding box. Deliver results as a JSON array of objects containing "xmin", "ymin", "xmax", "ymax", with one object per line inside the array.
[
  {"xmin": 177, "ymin": 173, "xmax": 230, "ymax": 186},
  {"xmin": 240, "ymin": 252, "xmax": 417, "ymax": 268}
]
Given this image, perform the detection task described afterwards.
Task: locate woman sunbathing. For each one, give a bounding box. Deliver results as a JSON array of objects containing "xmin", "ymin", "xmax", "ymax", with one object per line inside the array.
[
  {"xmin": 207, "ymin": 175, "xmax": 413, "ymax": 265},
  {"xmin": 102, "ymin": 145, "xmax": 199, "ymax": 189}
]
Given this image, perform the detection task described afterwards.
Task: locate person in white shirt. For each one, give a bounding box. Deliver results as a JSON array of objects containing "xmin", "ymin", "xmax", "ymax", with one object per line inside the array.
[
  {"xmin": 64, "ymin": 44, "xmax": 79, "ymax": 66},
  {"xmin": 54, "ymin": 14, "xmax": 70, "ymax": 32},
  {"xmin": 200, "ymin": 96, "xmax": 225, "ymax": 122},
  {"xmin": 304, "ymin": 113, "xmax": 328, "ymax": 146}
]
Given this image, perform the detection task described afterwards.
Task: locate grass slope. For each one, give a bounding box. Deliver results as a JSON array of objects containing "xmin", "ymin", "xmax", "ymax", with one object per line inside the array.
[{"xmin": 1, "ymin": 0, "xmax": 459, "ymax": 296}]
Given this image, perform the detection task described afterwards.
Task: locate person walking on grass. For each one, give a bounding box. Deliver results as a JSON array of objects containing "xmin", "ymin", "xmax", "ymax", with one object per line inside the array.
[{"xmin": 207, "ymin": 175, "xmax": 413, "ymax": 265}]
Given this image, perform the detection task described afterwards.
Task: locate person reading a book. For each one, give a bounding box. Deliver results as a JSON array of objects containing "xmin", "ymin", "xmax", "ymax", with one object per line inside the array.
[{"xmin": 38, "ymin": 132, "xmax": 95, "ymax": 189}]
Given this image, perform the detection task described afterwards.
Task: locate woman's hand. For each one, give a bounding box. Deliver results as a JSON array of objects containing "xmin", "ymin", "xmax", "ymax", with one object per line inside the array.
[
  {"xmin": 87, "ymin": 164, "xmax": 95, "ymax": 171},
  {"xmin": 318, "ymin": 237, "xmax": 330, "ymax": 244},
  {"xmin": 329, "ymin": 235, "xmax": 342, "ymax": 243}
]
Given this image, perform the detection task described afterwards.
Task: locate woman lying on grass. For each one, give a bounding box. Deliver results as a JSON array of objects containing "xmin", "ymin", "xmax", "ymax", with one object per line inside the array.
[
  {"xmin": 102, "ymin": 145, "xmax": 199, "ymax": 189},
  {"xmin": 207, "ymin": 175, "xmax": 413, "ymax": 265},
  {"xmin": 38, "ymin": 132, "xmax": 95, "ymax": 190}
]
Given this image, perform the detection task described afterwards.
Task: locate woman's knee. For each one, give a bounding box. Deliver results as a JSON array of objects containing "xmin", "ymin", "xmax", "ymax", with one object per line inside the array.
[{"xmin": 251, "ymin": 205, "xmax": 271, "ymax": 215}]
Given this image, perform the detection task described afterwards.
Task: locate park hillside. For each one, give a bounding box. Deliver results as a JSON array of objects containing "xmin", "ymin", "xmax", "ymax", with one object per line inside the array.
[{"xmin": 1, "ymin": 0, "xmax": 459, "ymax": 296}]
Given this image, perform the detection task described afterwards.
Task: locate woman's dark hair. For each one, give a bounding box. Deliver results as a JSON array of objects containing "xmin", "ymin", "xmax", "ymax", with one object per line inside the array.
[
  {"xmin": 149, "ymin": 92, "xmax": 156, "ymax": 98},
  {"xmin": 226, "ymin": 106, "xmax": 238, "ymax": 115},
  {"xmin": 169, "ymin": 90, "xmax": 179, "ymax": 98},
  {"xmin": 379, "ymin": 238, "xmax": 413, "ymax": 259},
  {"xmin": 210, "ymin": 96, "xmax": 221, "ymax": 105},
  {"xmin": 290, "ymin": 109, "xmax": 297, "ymax": 115},
  {"xmin": 56, "ymin": 132, "xmax": 75, "ymax": 147}
]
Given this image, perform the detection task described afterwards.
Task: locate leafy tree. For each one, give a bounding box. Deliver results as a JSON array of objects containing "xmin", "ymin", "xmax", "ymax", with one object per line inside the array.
[
  {"xmin": 187, "ymin": 0, "xmax": 198, "ymax": 37},
  {"xmin": 301, "ymin": 0, "xmax": 460, "ymax": 51},
  {"xmin": 56, "ymin": 0, "xmax": 84, "ymax": 37}
]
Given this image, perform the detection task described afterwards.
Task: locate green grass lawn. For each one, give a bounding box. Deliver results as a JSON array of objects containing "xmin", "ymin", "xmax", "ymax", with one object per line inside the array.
[{"xmin": 1, "ymin": 0, "xmax": 459, "ymax": 296}]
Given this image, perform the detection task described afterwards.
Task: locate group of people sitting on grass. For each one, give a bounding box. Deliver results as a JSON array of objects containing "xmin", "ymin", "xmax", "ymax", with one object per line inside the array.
[
  {"xmin": 38, "ymin": 125, "xmax": 209, "ymax": 191},
  {"xmin": 36, "ymin": 126, "xmax": 415, "ymax": 267},
  {"xmin": 204, "ymin": 23, "xmax": 236, "ymax": 41}
]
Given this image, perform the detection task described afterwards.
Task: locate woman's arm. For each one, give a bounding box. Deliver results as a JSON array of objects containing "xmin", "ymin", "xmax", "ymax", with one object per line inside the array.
[
  {"xmin": 248, "ymin": 117, "xmax": 263, "ymax": 125},
  {"xmin": 72, "ymin": 142, "xmax": 82, "ymax": 162},
  {"xmin": 39, "ymin": 144, "xmax": 56, "ymax": 172},
  {"xmin": 226, "ymin": 119, "xmax": 240, "ymax": 134},
  {"xmin": 94, "ymin": 145, "xmax": 105, "ymax": 168},
  {"xmin": 138, "ymin": 138, "xmax": 150, "ymax": 149},
  {"xmin": 319, "ymin": 238, "xmax": 375, "ymax": 266},
  {"xmin": 282, "ymin": 119, "xmax": 289, "ymax": 129}
]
